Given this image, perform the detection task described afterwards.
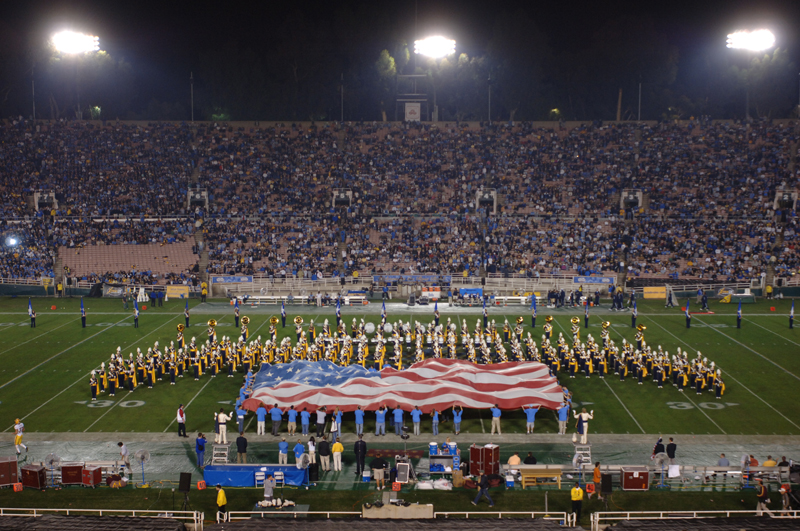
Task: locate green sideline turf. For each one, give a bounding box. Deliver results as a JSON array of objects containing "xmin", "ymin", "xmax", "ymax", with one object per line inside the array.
[{"xmin": 0, "ymin": 297, "xmax": 798, "ymax": 436}]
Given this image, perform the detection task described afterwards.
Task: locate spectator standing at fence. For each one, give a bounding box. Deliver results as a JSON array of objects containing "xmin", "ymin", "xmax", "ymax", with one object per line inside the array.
[{"xmin": 215, "ymin": 485, "xmax": 227, "ymax": 521}]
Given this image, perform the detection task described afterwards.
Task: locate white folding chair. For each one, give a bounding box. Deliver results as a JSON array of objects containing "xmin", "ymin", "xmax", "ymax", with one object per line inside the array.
[
  {"xmin": 274, "ymin": 471, "xmax": 284, "ymax": 487},
  {"xmin": 255, "ymin": 471, "xmax": 265, "ymax": 487}
]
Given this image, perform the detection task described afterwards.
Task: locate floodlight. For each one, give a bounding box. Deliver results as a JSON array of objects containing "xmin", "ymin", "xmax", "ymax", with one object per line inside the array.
[
  {"xmin": 7, "ymin": 237, "xmax": 18, "ymax": 246},
  {"xmin": 726, "ymin": 29, "xmax": 775, "ymax": 51},
  {"xmin": 414, "ymin": 36, "xmax": 456, "ymax": 58},
  {"xmin": 52, "ymin": 31, "xmax": 100, "ymax": 54}
]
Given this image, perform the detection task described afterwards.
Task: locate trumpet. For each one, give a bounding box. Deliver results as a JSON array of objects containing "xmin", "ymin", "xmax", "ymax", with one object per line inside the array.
[
  {"xmin": 207, "ymin": 319, "xmax": 217, "ymax": 328},
  {"xmin": 294, "ymin": 316, "xmax": 304, "ymax": 325},
  {"xmin": 270, "ymin": 316, "xmax": 279, "ymax": 325},
  {"xmin": 177, "ymin": 324, "xmax": 185, "ymax": 332},
  {"xmin": 241, "ymin": 316, "xmax": 250, "ymax": 326}
]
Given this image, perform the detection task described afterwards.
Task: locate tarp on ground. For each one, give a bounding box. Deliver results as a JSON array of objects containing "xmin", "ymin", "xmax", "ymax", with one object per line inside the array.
[{"xmin": 203, "ymin": 464, "xmax": 308, "ymax": 487}]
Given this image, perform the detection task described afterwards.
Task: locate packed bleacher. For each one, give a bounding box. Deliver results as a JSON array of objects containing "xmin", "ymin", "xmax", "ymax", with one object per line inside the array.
[{"xmin": 0, "ymin": 117, "xmax": 798, "ymax": 283}]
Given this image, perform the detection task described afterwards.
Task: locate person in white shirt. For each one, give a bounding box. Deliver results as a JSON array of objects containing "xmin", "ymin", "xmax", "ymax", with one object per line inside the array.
[
  {"xmin": 573, "ymin": 408, "xmax": 594, "ymax": 444},
  {"xmin": 118, "ymin": 442, "xmax": 130, "ymax": 469},
  {"xmin": 176, "ymin": 405, "xmax": 187, "ymax": 438},
  {"xmin": 217, "ymin": 409, "xmax": 233, "ymax": 444}
]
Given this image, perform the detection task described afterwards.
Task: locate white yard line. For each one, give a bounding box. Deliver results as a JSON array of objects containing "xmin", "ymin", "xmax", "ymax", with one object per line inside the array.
[
  {"xmin": 163, "ymin": 377, "xmax": 215, "ymax": 433},
  {"xmin": 743, "ymin": 318, "xmax": 800, "ymax": 348},
  {"xmin": 83, "ymin": 390, "xmax": 133, "ymax": 432},
  {"xmin": 0, "ymin": 319, "xmax": 77, "ymax": 357},
  {"xmin": 693, "ymin": 316, "xmax": 800, "ymax": 382},
  {"xmin": 7, "ymin": 312, "xmax": 182, "ymax": 432},
  {"xmin": 649, "ymin": 319, "xmax": 800, "ymax": 431},
  {"xmin": 604, "ymin": 317, "xmax": 726, "ymax": 434},
  {"xmin": 0, "ymin": 315, "xmax": 131, "ymax": 391}
]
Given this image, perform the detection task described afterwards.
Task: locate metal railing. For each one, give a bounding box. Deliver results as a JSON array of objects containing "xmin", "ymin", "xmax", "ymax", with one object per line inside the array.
[
  {"xmin": 591, "ymin": 510, "xmax": 800, "ymax": 531},
  {"xmin": 435, "ymin": 511, "xmax": 574, "ymax": 525},
  {"xmin": 225, "ymin": 510, "xmax": 362, "ymax": 521},
  {"xmin": 0, "ymin": 508, "xmax": 204, "ymax": 529}
]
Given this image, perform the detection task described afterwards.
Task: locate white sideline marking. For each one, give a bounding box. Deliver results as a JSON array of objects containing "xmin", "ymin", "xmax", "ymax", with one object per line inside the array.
[
  {"xmin": 693, "ymin": 316, "xmax": 800, "ymax": 383},
  {"xmin": 649, "ymin": 319, "xmax": 800, "ymax": 431}
]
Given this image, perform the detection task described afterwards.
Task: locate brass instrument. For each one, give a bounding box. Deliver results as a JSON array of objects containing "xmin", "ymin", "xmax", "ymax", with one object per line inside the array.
[
  {"xmin": 294, "ymin": 316, "xmax": 304, "ymax": 325},
  {"xmin": 602, "ymin": 321, "xmax": 611, "ymax": 329},
  {"xmin": 545, "ymin": 316, "xmax": 553, "ymax": 323},
  {"xmin": 270, "ymin": 316, "xmax": 279, "ymax": 325},
  {"xmin": 637, "ymin": 324, "xmax": 647, "ymax": 331},
  {"xmin": 177, "ymin": 324, "xmax": 185, "ymax": 332},
  {"xmin": 516, "ymin": 316, "xmax": 524, "ymax": 324},
  {"xmin": 241, "ymin": 316, "xmax": 250, "ymax": 325},
  {"xmin": 570, "ymin": 317, "xmax": 580, "ymax": 325},
  {"xmin": 207, "ymin": 319, "xmax": 217, "ymax": 327}
]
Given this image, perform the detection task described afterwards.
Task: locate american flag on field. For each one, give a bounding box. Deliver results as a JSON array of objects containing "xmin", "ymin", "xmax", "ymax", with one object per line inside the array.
[{"xmin": 242, "ymin": 359, "xmax": 564, "ymax": 413}]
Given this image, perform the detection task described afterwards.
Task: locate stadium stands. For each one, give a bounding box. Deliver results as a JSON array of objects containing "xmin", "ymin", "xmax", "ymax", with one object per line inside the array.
[{"xmin": 0, "ymin": 117, "xmax": 798, "ymax": 284}]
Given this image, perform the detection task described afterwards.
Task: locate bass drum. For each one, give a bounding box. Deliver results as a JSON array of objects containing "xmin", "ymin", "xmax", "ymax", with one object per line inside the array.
[
  {"xmin": 383, "ymin": 323, "xmax": 393, "ymax": 333},
  {"xmin": 364, "ymin": 322, "xmax": 376, "ymax": 334}
]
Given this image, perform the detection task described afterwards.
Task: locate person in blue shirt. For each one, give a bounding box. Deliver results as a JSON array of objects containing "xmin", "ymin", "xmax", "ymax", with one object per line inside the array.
[
  {"xmin": 523, "ymin": 405, "xmax": 539, "ymax": 434},
  {"xmin": 195, "ymin": 432, "xmax": 207, "ymax": 471},
  {"xmin": 269, "ymin": 404, "xmax": 283, "ymax": 436},
  {"xmin": 354, "ymin": 405, "xmax": 364, "ymax": 436},
  {"xmin": 278, "ymin": 437, "xmax": 289, "ymax": 465},
  {"xmin": 300, "ymin": 408, "xmax": 311, "ymax": 436},
  {"xmin": 238, "ymin": 385, "xmax": 247, "ymax": 403},
  {"xmin": 293, "ymin": 439, "xmax": 305, "ymax": 469},
  {"xmin": 256, "ymin": 403, "xmax": 267, "ymax": 435},
  {"xmin": 287, "ymin": 406, "xmax": 298, "ymax": 436},
  {"xmin": 411, "ymin": 406, "xmax": 422, "ymax": 436},
  {"xmin": 452, "ymin": 405, "xmax": 463, "ymax": 435},
  {"xmin": 431, "ymin": 409, "xmax": 440, "ymax": 436},
  {"xmin": 557, "ymin": 402, "xmax": 570, "ymax": 435},
  {"xmin": 392, "ymin": 407, "xmax": 404, "ymax": 435},
  {"xmin": 375, "ymin": 406, "xmax": 386, "ymax": 436},
  {"xmin": 236, "ymin": 406, "xmax": 247, "ymax": 434},
  {"xmin": 490, "ymin": 404, "xmax": 502, "ymax": 435},
  {"xmin": 331, "ymin": 407, "xmax": 343, "ymax": 440}
]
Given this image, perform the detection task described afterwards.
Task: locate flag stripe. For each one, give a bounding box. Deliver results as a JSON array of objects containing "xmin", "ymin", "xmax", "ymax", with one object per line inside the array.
[{"xmin": 244, "ymin": 359, "xmax": 563, "ymax": 414}]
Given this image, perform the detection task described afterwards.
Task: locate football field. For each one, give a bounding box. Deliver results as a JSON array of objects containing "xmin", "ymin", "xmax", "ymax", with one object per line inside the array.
[{"xmin": 0, "ymin": 296, "xmax": 798, "ymax": 437}]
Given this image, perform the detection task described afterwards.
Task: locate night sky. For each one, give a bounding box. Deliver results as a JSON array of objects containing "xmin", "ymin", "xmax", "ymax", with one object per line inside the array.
[{"xmin": 3, "ymin": 0, "xmax": 800, "ymax": 119}]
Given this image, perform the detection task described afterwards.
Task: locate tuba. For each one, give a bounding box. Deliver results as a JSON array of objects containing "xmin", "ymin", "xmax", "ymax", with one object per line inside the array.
[
  {"xmin": 207, "ymin": 319, "xmax": 217, "ymax": 328},
  {"xmin": 177, "ymin": 324, "xmax": 185, "ymax": 332},
  {"xmin": 294, "ymin": 316, "xmax": 304, "ymax": 325},
  {"xmin": 241, "ymin": 316, "xmax": 250, "ymax": 326}
]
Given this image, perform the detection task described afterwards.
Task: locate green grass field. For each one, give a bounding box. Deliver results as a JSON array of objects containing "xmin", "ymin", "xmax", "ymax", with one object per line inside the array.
[{"xmin": 1, "ymin": 296, "xmax": 799, "ymax": 437}]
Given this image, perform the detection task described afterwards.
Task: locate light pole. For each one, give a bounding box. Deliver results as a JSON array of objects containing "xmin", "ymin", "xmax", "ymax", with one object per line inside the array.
[
  {"xmin": 52, "ymin": 31, "xmax": 100, "ymax": 120},
  {"xmin": 726, "ymin": 29, "xmax": 775, "ymax": 120},
  {"xmin": 190, "ymin": 72, "xmax": 194, "ymax": 122},
  {"xmin": 414, "ymin": 36, "xmax": 456, "ymax": 122}
]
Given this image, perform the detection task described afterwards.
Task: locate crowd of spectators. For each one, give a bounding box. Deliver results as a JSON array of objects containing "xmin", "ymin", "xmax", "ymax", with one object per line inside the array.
[{"xmin": 0, "ymin": 116, "xmax": 798, "ymax": 282}]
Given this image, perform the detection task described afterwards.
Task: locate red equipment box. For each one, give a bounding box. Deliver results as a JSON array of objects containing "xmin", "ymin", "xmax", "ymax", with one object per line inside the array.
[
  {"xmin": 621, "ymin": 466, "xmax": 650, "ymax": 491},
  {"xmin": 468, "ymin": 444, "xmax": 500, "ymax": 476},
  {"xmin": 21, "ymin": 465, "xmax": 46, "ymax": 490},
  {"xmin": 82, "ymin": 466, "xmax": 102, "ymax": 487},
  {"xmin": 60, "ymin": 463, "xmax": 84, "ymax": 485},
  {"xmin": 0, "ymin": 456, "xmax": 19, "ymax": 487}
]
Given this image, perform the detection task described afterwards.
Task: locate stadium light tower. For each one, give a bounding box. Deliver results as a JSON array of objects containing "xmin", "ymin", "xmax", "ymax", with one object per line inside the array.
[
  {"xmin": 414, "ymin": 36, "xmax": 456, "ymax": 122},
  {"xmin": 726, "ymin": 29, "xmax": 775, "ymax": 120},
  {"xmin": 52, "ymin": 31, "xmax": 100, "ymax": 120}
]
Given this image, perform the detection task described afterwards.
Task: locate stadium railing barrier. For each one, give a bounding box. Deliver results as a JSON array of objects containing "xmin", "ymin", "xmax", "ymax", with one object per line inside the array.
[
  {"xmin": 0, "ymin": 508, "xmax": 204, "ymax": 529},
  {"xmin": 435, "ymin": 511, "xmax": 574, "ymax": 525},
  {"xmin": 225, "ymin": 510, "xmax": 361, "ymax": 521},
  {"xmin": 591, "ymin": 510, "xmax": 800, "ymax": 531}
]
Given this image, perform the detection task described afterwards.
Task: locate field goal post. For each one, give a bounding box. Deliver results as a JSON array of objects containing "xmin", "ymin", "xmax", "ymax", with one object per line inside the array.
[{"xmin": 665, "ymin": 285, "xmax": 676, "ymax": 306}]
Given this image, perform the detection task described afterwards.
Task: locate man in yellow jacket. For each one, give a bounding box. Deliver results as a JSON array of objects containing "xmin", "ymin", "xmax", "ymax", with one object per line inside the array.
[
  {"xmin": 571, "ymin": 482, "xmax": 584, "ymax": 523},
  {"xmin": 216, "ymin": 484, "xmax": 227, "ymax": 521}
]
